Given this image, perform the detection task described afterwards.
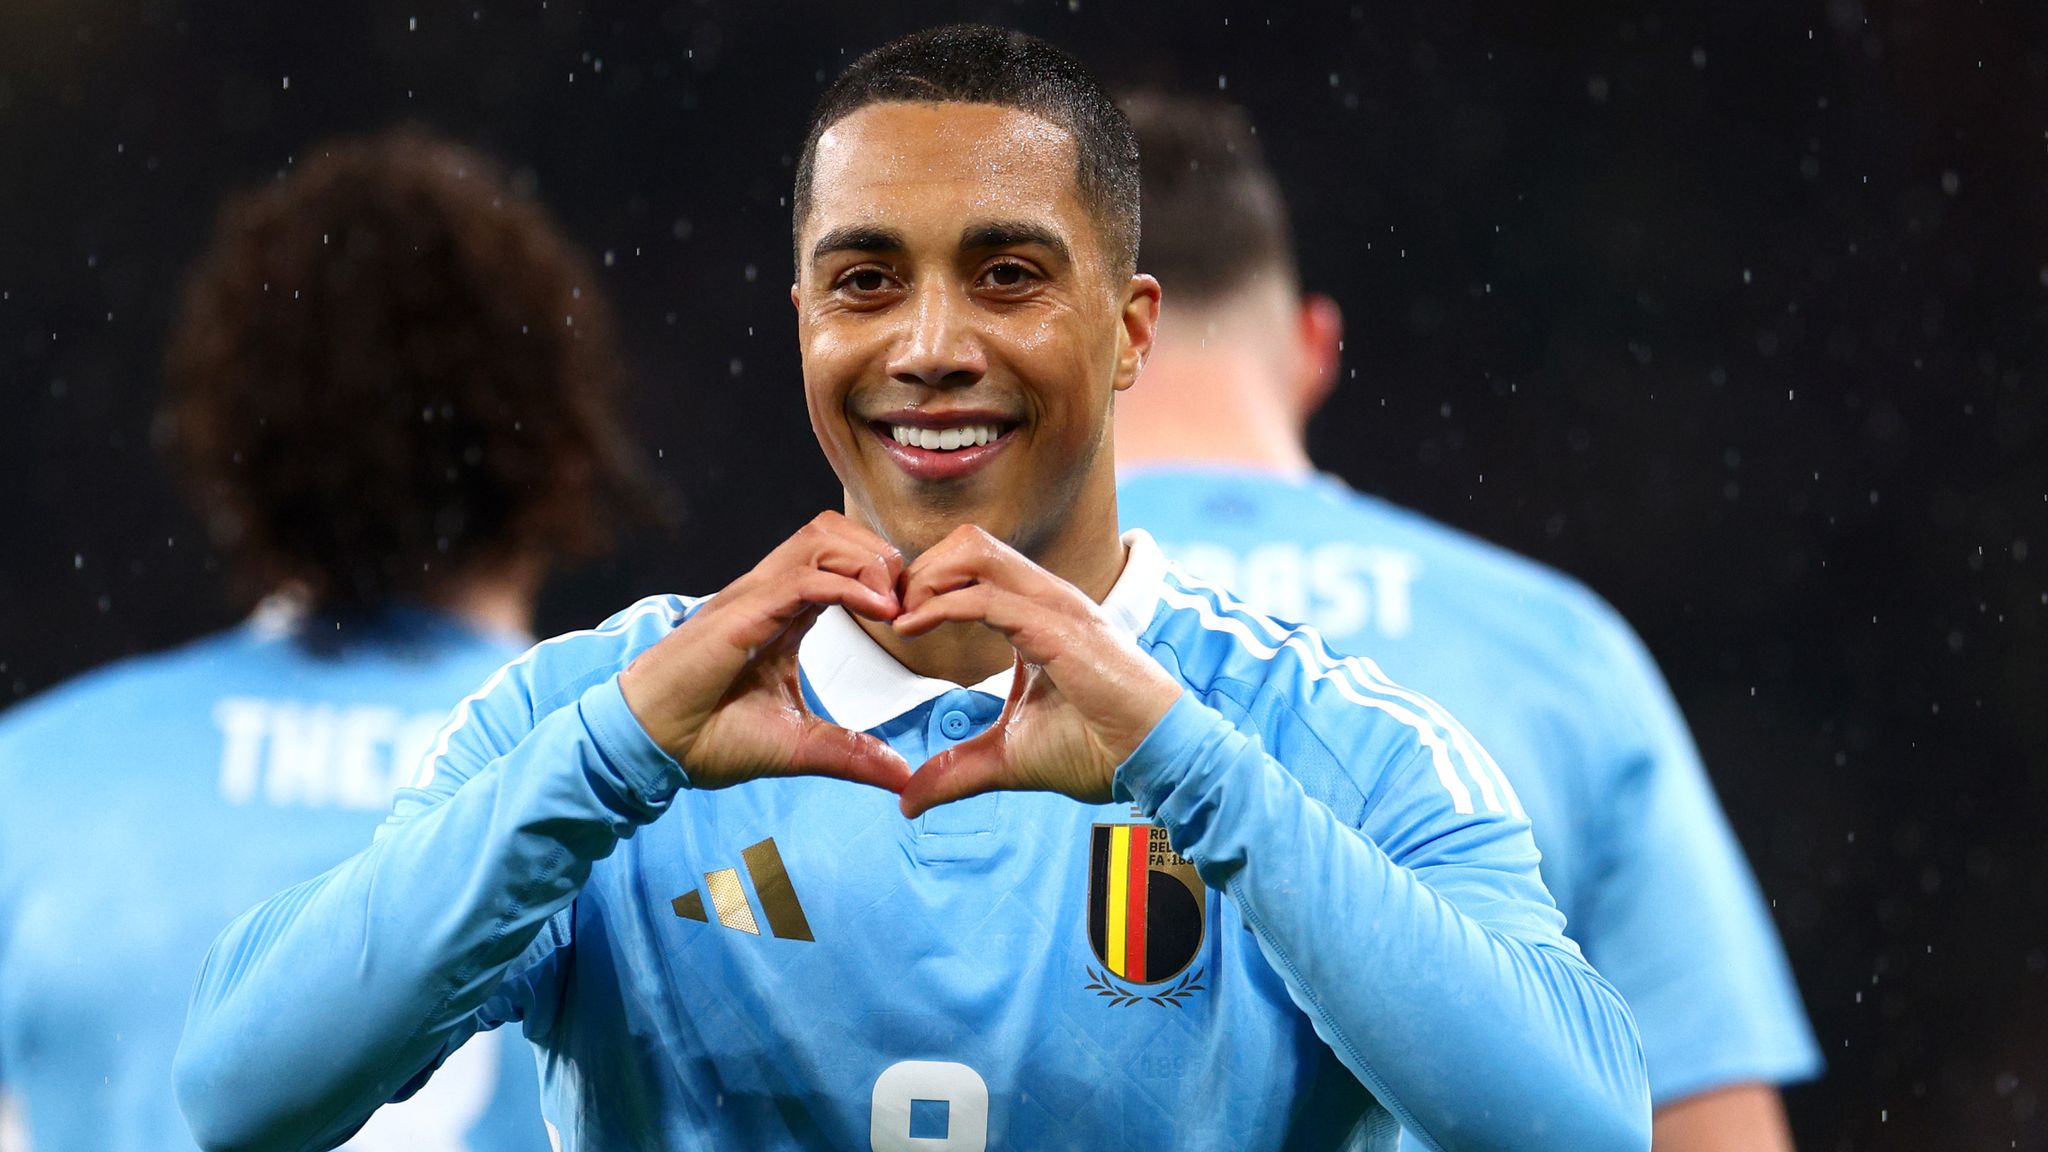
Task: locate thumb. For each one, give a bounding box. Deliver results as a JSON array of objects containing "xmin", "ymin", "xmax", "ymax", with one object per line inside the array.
[
  {"xmin": 899, "ymin": 737, "xmax": 1009, "ymax": 819},
  {"xmin": 783, "ymin": 717, "xmax": 913, "ymax": 794}
]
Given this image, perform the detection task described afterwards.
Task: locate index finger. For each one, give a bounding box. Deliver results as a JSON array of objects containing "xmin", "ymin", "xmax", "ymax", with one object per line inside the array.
[
  {"xmin": 899, "ymin": 525, "xmax": 1061, "ymax": 613},
  {"xmin": 773, "ymin": 512, "xmax": 904, "ymax": 602}
]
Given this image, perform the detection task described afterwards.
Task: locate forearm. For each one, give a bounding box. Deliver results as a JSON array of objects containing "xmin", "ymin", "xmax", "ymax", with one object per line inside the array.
[
  {"xmin": 1118, "ymin": 694, "xmax": 1651, "ymax": 1152},
  {"xmin": 174, "ymin": 677, "xmax": 683, "ymax": 1152}
]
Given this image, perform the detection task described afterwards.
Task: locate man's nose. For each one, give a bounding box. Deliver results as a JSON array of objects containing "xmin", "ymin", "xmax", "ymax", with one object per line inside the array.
[{"xmin": 886, "ymin": 279, "xmax": 986, "ymax": 389}]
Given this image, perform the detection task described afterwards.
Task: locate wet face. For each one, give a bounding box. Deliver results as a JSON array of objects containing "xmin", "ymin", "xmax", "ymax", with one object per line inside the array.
[{"xmin": 793, "ymin": 101, "xmax": 1157, "ymax": 566}]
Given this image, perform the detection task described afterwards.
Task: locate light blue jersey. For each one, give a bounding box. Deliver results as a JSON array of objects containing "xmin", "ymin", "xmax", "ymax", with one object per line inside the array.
[
  {"xmin": 0, "ymin": 604, "xmax": 551, "ymax": 1152},
  {"xmin": 175, "ymin": 533, "xmax": 1650, "ymax": 1152},
  {"xmin": 1119, "ymin": 466, "xmax": 1821, "ymax": 1107}
]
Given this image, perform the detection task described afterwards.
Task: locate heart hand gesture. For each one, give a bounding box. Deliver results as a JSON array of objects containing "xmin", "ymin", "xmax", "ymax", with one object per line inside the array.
[
  {"xmin": 619, "ymin": 512, "xmax": 913, "ymax": 793},
  {"xmin": 892, "ymin": 526, "xmax": 1183, "ymax": 818}
]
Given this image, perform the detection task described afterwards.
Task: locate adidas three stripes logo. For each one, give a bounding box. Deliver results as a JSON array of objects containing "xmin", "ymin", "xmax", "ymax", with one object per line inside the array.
[{"xmin": 672, "ymin": 837, "xmax": 815, "ymax": 941}]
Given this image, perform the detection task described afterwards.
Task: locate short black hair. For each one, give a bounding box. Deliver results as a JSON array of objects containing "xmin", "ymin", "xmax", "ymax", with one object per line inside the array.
[
  {"xmin": 163, "ymin": 130, "xmax": 651, "ymax": 617},
  {"xmin": 793, "ymin": 24, "xmax": 1140, "ymax": 276},
  {"xmin": 1121, "ymin": 90, "xmax": 1297, "ymax": 303}
]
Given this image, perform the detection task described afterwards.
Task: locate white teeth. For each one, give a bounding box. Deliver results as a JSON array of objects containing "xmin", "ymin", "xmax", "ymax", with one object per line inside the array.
[{"xmin": 888, "ymin": 422, "xmax": 1003, "ymax": 451}]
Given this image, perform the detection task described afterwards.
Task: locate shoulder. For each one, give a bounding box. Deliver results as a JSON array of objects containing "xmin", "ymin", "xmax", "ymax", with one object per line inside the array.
[
  {"xmin": 509, "ymin": 592, "xmax": 698, "ymax": 703},
  {"xmin": 450, "ymin": 589, "xmax": 699, "ymax": 725},
  {"xmin": 407, "ymin": 592, "xmax": 700, "ymax": 789},
  {"xmin": 1342, "ymin": 488, "xmax": 1660, "ymax": 676},
  {"xmin": 0, "ymin": 629, "xmax": 246, "ymax": 753},
  {"xmin": 1356, "ymin": 488, "xmax": 1614, "ymax": 615},
  {"xmin": 1140, "ymin": 564, "xmax": 1522, "ymax": 826}
]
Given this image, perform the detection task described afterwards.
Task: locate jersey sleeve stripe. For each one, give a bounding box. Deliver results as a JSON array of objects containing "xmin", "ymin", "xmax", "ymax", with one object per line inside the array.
[
  {"xmin": 410, "ymin": 594, "xmax": 694, "ymax": 790},
  {"xmin": 1156, "ymin": 582, "xmax": 1481, "ymax": 815},
  {"xmin": 1170, "ymin": 571, "xmax": 1529, "ymax": 822}
]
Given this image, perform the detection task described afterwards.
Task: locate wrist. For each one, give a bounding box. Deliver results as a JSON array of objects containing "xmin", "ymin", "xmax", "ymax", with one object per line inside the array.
[
  {"xmin": 581, "ymin": 674, "xmax": 692, "ymax": 803},
  {"xmin": 617, "ymin": 652, "xmax": 702, "ymax": 764},
  {"xmin": 1114, "ymin": 690, "xmax": 1224, "ymax": 811}
]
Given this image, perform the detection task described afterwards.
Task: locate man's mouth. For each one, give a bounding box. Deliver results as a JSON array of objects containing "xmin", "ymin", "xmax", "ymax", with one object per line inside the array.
[
  {"xmin": 866, "ymin": 413, "xmax": 1019, "ymax": 480},
  {"xmin": 883, "ymin": 421, "xmax": 1007, "ymax": 451}
]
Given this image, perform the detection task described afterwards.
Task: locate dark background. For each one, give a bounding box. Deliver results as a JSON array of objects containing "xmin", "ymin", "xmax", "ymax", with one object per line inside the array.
[{"xmin": 1, "ymin": 0, "xmax": 2041, "ymax": 1147}]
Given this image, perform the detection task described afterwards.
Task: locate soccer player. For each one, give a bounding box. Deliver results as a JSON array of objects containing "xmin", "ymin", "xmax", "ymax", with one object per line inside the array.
[
  {"xmin": 1113, "ymin": 93, "xmax": 1821, "ymax": 1151},
  {"xmin": 0, "ymin": 131, "xmax": 648, "ymax": 1151},
  {"xmin": 175, "ymin": 27, "xmax": 1651, "ymax": 1151}
]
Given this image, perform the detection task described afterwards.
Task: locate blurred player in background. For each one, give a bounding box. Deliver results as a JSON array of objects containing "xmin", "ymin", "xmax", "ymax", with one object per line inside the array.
[
  {"xmin": 0, "ymin": 130, "xmax": 649, "ymax": 1151},
  {"xmin": 1114, "ymin": 91, "xmax": 1821, "ymax": 1152}
]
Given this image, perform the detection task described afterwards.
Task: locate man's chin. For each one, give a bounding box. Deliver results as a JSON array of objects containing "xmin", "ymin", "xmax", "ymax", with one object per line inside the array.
[{"xmin": 869, "ymin": 503, "xmax": 1016, "ymax": 562}]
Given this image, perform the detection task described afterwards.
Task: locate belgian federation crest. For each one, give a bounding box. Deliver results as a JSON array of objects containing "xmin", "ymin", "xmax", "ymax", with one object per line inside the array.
[{"xmin": 1085, "ymin": 824, "xmax": 1206, "ymax": 1004}]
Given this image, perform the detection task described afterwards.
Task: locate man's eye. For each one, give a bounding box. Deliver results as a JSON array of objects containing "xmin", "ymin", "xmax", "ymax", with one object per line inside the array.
[
  {"xmin": 981, "ymin": 262, "xmax": 1034, "ymax": 289},
  {"xmin": 839, "ymin": 269, "xmax": 891, "ymax": 293}
]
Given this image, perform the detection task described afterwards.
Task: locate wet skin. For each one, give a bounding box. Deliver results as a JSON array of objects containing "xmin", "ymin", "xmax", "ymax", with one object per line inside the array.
[
  {"xmin": 619, "ymin": 100, "xmax": 1176, "ymax": 811},
  {"xmin": 792, "ymin": 101, "xmax": 1159, "ymax": 619}
]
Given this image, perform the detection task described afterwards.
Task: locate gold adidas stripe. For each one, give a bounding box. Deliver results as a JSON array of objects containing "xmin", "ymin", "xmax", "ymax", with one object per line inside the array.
[
  {"xmin": 704, "ymin": 867, "xmax": 760, "ymax": 935},
  {"xmin": 742, "ymin": 838, "xmax": 814, "ymax": 941}
]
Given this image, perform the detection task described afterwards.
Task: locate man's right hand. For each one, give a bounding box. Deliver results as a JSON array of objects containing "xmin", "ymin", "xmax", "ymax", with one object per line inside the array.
[{"xmin": 617, "ymin": 512, "xmax": 912, "ymax": 793}]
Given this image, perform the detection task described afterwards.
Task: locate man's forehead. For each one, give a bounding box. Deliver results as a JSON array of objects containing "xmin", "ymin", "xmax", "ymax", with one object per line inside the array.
[
  {"xmin": 816, "ymin": 100, "xmax": 1073, "ymax": 165},
  {"xmin": 805, "ymin": 102, "xmax": 1083, "ymax": 230}
]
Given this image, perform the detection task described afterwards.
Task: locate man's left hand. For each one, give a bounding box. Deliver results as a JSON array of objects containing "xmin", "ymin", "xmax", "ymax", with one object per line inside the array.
[{"xmin": 891, "ymin": 526, "xmax": 1183, "ymax": 818}]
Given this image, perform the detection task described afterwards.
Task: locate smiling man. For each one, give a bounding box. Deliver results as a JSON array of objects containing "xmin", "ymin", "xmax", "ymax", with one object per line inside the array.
[{"xmin": 175, "ymin": 26, "xmax": 1649, "ymax": 1152}]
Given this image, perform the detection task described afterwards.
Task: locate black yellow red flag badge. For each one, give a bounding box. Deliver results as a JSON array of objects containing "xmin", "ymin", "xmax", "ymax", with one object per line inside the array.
[{"xmin": 1086, "ymin": 823, "xmax": 1205, "ymax": 989}]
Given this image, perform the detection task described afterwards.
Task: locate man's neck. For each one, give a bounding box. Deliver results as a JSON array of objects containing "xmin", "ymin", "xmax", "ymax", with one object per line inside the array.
[
  {"xmin": 1113, "ymin": 337, "xmax": 1312, "ymax": 476},
  {"xmin": 424, "ymin": 561, "xmax": 541, "ymax": 638},
  {"xmin": 855, "ymin": 475, "xmax": 1130, "ymax": 687}
]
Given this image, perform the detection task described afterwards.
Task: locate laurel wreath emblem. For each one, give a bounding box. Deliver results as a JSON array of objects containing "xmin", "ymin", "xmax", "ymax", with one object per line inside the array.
[{"xmin": 1083, "ymin": 965, "xmax": 1206, "ymax": 1008}]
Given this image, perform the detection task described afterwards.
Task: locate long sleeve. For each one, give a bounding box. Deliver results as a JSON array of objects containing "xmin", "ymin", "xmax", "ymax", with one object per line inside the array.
[
  {"xmin": 1116, "ymin": 691, "xmax": 1651, "ymax": 1152},
  {"xmin": 174, "ymin": 655, "xmax": 687, "ymax": 1152}
]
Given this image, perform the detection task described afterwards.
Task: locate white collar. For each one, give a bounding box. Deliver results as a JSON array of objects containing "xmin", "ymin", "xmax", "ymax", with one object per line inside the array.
[{"xmin": 798, "ymin": 529, "xmax": 1170, "ymax": 732}]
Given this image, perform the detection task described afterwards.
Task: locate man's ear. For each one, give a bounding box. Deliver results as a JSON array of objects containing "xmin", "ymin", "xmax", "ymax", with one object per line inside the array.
[
  {"xmin": 1295, "ymin": 292, "xmax": 1344, "ymax": 421},
  {"xmin": 1113, "ymin": 273, "xmax": 1163, "ymax": 393}
]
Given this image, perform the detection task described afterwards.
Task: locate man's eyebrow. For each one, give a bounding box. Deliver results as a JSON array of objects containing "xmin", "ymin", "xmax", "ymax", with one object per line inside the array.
[
  {"xmin": 960, "ymin": 220, "xmax": 1071, "ymax": 262},
  {"xmin": 810, "ymin": 225, "xmax": 907, "ymax": 264}
]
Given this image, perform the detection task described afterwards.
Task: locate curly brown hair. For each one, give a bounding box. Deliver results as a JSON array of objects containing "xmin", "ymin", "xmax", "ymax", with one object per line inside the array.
[{"xmin": 163, "ymin": 129, "xmax": 647, "ymax": 615}]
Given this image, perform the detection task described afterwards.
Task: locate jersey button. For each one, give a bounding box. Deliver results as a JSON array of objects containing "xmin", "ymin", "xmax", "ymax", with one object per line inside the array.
[{"xmin": 939, "ymin": 709, "xmax": 971, "ymax": 740}]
